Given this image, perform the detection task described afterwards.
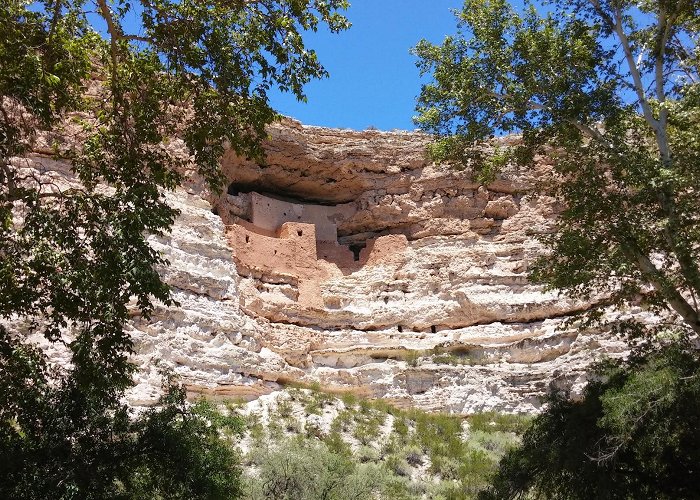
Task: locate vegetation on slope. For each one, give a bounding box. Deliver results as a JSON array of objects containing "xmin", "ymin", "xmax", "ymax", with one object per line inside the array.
[{"xmin": 231, "ymin": 388, "xmax": 530, "ymax": 500}]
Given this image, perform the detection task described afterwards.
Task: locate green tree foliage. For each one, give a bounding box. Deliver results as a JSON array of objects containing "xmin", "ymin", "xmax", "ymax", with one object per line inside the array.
[
  {"xmin": 0, "ymin": 0, "xmax": 348, "ymax": 496},
  {"xmin": 0, "ymin": 328, "xmax": 245, "ymax": 498},
  {"xmin": 121, "ymin": 391, "xmax": 244, "ymax": 499},
  {"xmin": 479, "ymin": 345, "xmax": 700, "ymax": 499},
  {"xmin": 415, "ymin": 2, "xmax": 700, "ymax": 496},
  {"xmin": 413, "ymin": 0, "xmax": 700, "ymax": 337}
]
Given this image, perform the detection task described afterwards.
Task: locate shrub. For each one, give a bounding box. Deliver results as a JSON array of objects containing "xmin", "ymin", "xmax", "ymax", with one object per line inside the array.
[
  {"xmin": 467, "ymin": 430, "xmax": 518, "ymax": 459},
  {"xmin": 352, "ymin": 408, "xmax": 386, "ymax": 445},
  {"xmin": 468, "ymin": 412, "xmax": 531, "ymax": 434},
  {"xmin": 403, "ymin": 444, "xmax": 425, "ymax": 467},
  {"xmin": 119, "ymin": 392, "xmax": 244, "ymax": 499},
  {"xmin": 429, "ymin": 455, "xmax": 461, "ymax": 480},
  {"xmin": 385, "ymin": 453, "xmax": 412, "ymax": 478},
  {"xmin": 340, "ymin": 392, "xmax": 358, "ymax": 408},
  {"xmin": 245, "ymin": 439, "xmax": 383, "ymax": 500},
  {"xmin": 356, "ymin": 445, "xmax": 381, "ymax": 463},
  {"xmin": 429, "ymin": 480, "xmax": 470, "ymax": 500},
  {"xmin": 303, "ymin": 398, "xmax": 322, "ymax": 416},
  {"xmin": 283, "ymin": 416, "xmax": 302, "ymax": 434},
  {"xmin": 404, "ymin": 350, "xmax": 424, "ymax": 367},
  {"xmin": 458, "ymin": 449, "xmax": 498, "ymax": 495},
  {"xmin": 323, "ymin": 431, "xmax": 352, "ymax": 457},
  {"xmin": 274, "ymin": 397, "xmax": 294, "ymax": 419},
  {"xmin": 247, "ymin": 415, "xmax": 266, "ymax": 445},
  {"xmin": 392, "ymin": 416, "xmax": 409, "ymax": 439}
]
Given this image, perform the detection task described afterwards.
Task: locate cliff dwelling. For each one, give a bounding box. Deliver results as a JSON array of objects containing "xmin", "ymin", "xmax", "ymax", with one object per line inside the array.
[
  {"xmin": 207, "ymin": 124, "xmax": 570, "ymax": 340},
  {"xmin": 216, "ymin": 186, "xmax": 409, "ymax": 312}
]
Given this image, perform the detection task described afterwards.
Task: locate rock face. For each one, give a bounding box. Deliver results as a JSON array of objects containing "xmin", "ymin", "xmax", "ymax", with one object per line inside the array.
[
  {"xmin": 23, "ymin": 119, "xmax": 631, "ymax": 414},
  {"xmin": 145, "ymin": 119, "xmax": 629, "ymax": 414}
]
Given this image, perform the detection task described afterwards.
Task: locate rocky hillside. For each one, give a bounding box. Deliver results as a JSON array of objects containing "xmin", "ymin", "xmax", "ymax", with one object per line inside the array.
[
  {"xmin": 25, "ymin": 119, "xmax": 631, "ymax": 413},
  {"xmin": 234, "ymin": 387, "xmax": 528, "ymax": 498}
]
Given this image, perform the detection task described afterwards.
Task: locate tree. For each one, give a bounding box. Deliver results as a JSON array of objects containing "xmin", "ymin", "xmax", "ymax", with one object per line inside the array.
[
  {"xmin": 413, "ymin": 0, "xmax": 700, "ymax": 339},
  {"xmin": 0, "ymin": 0, "xmax": 348, "ymax": 496},
  {"xmin": 414, "ymin": 1, "xmax": 700, "ymax": 496},
  {"xmin": 479, "ymin": 344, "xmax": 700, "ymax": 499},
  {"xmin": 0, "ymin": 340, "xmax": 245, "ymax": 498}
]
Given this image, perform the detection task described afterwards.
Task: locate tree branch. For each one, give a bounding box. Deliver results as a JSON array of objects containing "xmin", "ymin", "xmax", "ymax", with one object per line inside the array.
[
  {"xmin": 489, "ymin": 91, "xmax": 611, "ymax": 146},
  {"xmin": 613, "ymin": 3, "xmax": 658, "ymax": 128},
  {"xmin": 96, "ymin": 0, "xmax": 120, "ymax": 102},
  {"xmin": 620, "ymin": 236, "xmax": 700, "ymax": 334},
  {"xmin": 124, "ymin": 34, "xmax": 153, "ymax": 43},
  {"xmin": 48, "ymin": 0, "xmax": 63, "ymax": 42}
]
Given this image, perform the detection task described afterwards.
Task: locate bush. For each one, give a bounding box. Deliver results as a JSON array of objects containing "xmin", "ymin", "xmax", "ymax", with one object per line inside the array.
[
  {"xmin": 458, "ymin": 449, "xmax": 497, "ymax": 495},
  {"xmin": 123, "ymin": 394, "xmax": 243, "ymax": 499},
  {"xmin": 354, "ymin": 421, "xmax": 380, "ymax": 445},
  {"xmin": 282, "ymin": 418, "xmax": 298, "ymax": 433},
  {"xmin": 356, "ymin": 445, "xmax": 381, "ymax": 463},
  {"xmin": 429, "ymin": 480, "xmax": 470, "ymax": 500},
  {"xmin": 392, "ymin": 416, "xmax": 410, "ymax": 439},
  {"xmin": 0, "ymin": 339, "xmax": 243, "ymax": 500},
  {"xmin": 246, "ymin": 439, "xmax": 384, "ymax": 500},
  {"xmin": 404, "ymin": 350, "xmax": 424, "ymax": 367},
  {"xmin": 385, "ymin": 453, "xmax": 412, "ymax": 478},
  {"xmin": 323, "ymin": 431, "xmax": 352, "ymax": 457},
  {"xmin": 429, "ymin": 455, "xmax": 461, "ymax": 480},
  {"xmin": 332, "ymin": 409, "xmax": 353, "ymax": 433},
  {"xmin": 340, "ymin": 392, "xmax": 358, "ymax": 408},
  {"xmin": 404, "ymin": 444, "xmax": 425, "ymax": 467},
  {"xmin": 352, "ymin": 408, "xmax": 386, "ymax": 445},
  {"xmin": 274, "ymin": 397, "xmax": 294, "ymax": 418},
  {"xmin": 468, "ymin": 412, "xmax": 531, "ymax": 434},
  {"xmin": 467, "ymin": 430, "xmax": 518, "ymax": 459}
]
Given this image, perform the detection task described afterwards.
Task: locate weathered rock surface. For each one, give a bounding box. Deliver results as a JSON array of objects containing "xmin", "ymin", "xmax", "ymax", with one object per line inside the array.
[{"xmin": 20, "ymin": 119, "xmax": 631, "ymax": 414}]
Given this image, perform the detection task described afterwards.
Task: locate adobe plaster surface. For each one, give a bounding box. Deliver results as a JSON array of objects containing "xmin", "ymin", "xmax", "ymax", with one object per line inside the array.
[{"xmin": 250, "ymin": 192, "xmax": 356, "ymax": 242}]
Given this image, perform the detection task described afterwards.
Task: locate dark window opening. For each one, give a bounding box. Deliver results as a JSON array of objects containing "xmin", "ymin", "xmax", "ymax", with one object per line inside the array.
[
  {"xmin": 349, "ymin": 243, "xmax": 366, "ymax": 262},
  {"xmin": 383, "ymin": 297, "xmax": 389, "ymax": 304},
  {"xmin": 397, "ymin": 325, "xmax": 403, "ymax": 333},
  {"xmin": 431, "ymin": 325, "xmax": 437, "ymax": 333},
  {"xmin": 274, "ymin": 250, "xmax": 277, "ymax": 255},
  {"xmin": 245, "ymin": 235, "xmax": 250, "ymax": 243},
  {"xmin": 297, "ymin": 230, "xmax": 303, "ymax": 236}
]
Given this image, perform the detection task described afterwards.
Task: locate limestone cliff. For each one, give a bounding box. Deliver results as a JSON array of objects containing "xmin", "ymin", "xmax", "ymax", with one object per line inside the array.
[
  {"xmin": 144, "ymin": 119, "xmax": 633, "ymax": 413},
  {"xmin": 23, "ymin": 119, "xmax": 631, "ymax": 414}
]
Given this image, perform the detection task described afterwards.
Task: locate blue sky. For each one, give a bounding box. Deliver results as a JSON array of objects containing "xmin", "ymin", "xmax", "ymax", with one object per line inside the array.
[{"xmin": 268, "ymin": 1, "xmax": 463, "ymax": 131}]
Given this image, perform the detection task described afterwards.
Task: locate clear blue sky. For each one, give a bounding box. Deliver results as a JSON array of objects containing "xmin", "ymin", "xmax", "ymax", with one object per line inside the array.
[{"xmin": 268, "ymin": 1, "xmax": 463, "ymax": 131}]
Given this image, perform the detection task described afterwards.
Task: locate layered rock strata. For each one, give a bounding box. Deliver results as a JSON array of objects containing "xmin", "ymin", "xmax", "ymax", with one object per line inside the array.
[
  {"xmin": 205, "ymin": 120, "xmax": 627, "ymax": 413},
  {"xmin": 20, "ymin": 119, "xmax": 631, "ymax": 414}
]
